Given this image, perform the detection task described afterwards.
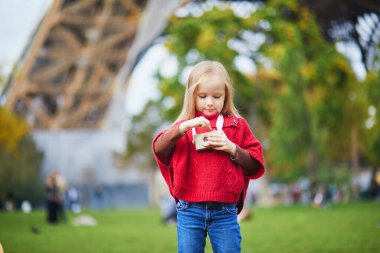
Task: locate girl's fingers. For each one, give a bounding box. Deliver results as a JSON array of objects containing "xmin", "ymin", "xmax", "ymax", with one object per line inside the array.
[
  {"xmin": 208, "ymin": 133, "xmax": 230, "ymax": 148},
  {"xmin": 195, "ymin": 117, "xmax": 211, "ymax": 129},
  {"xmin": 208, "ymin": 136, "xmax": 225, "ymax": 146},
  {"xmin": 202, "ymin": 118, "xmax": 211, "ymax": 130}
]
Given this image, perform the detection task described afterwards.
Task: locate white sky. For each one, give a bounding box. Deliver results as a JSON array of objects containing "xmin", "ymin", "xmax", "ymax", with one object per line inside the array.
[
  {"xmin": 0, "ymin": 0, "xmax": 52, "ymax": 76},
  {"xmin": 125, "ymin": 44, "xmax": 169, "ymax": 115}
]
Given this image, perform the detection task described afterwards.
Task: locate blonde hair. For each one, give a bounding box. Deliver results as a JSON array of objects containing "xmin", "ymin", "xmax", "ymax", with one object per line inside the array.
[{"xmin": 175, "ymin": 60, "xmax": 241, "ymax": 123}]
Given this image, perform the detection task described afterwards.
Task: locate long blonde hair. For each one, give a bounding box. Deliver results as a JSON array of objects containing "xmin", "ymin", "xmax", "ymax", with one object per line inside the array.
[{"xmin": 175, "ymin": 60, "xmax": 241, "ymax": 123}]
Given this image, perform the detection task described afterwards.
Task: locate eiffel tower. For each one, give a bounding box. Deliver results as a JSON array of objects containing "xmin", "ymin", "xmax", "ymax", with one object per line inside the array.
[{"xmin": 4, "ymin": 0, "xmax": 149, "ymax": 129}]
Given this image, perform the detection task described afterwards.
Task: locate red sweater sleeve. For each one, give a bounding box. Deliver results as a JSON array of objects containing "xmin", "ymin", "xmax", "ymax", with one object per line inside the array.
[
  {"xmin": 152, "ymin": 123, "xmax": 184, "ymax": 196},
  {"xmin": 236, "ymin": 118, "xmax": 265, "ymax": 179},
  {"xmin": 153, "ymin": 123, "xmax": 184, "ymax": 164}
]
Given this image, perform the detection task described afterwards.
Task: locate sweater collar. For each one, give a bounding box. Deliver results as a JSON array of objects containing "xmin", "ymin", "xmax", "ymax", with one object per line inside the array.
[{"xmin": 195, "ymin": 111, "xmax": 220, "ymax": 120}]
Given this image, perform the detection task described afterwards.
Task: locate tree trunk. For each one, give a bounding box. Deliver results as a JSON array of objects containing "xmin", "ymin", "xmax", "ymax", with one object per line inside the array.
[{"xmin": 350, "ymin": 127, "xmax": 360, "ymax": 200}]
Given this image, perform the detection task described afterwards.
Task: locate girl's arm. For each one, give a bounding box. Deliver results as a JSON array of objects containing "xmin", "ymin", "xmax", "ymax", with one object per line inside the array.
[
  {"xmin": 235, "ymin": 119, "xmax": 265, "ymax": 178},
  {"xmin": 154, "ymin": 116, "xmax": 212, "ymax": 157},
  {"xmin": 154, "ymin": 125, "xmax": 184, "ymax": 158},
  {"xmin": 231, "ymin": 145, "xmax": 262, "ymax": 177}
]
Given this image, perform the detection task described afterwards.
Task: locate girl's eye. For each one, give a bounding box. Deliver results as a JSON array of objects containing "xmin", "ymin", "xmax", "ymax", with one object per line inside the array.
[
  {"xmin": 199, "ymin": 95, "xmax": 206, "ymax": 99},
  {"xmin": 214, "ymin": 96, "xmax": 221, "ymax": 99}
]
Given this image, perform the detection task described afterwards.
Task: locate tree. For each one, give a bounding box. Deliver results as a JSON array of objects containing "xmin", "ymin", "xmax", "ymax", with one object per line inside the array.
[
  {"xmin": 362, "ymin": 67, "xmax": 380, "ymax": 167},
  {"xmin": 0, "ymin": 107, "xmax": 44, "ymax": 208},
  {"xmin": 253, "ymin": 0, "xmax": 368, "ymax": 185}
]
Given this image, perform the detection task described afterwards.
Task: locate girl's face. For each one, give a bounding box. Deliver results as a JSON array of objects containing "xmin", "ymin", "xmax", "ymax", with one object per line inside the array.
[{"xmin": 195, "ymin": 74, "xmax": 226, "ymax": 115}]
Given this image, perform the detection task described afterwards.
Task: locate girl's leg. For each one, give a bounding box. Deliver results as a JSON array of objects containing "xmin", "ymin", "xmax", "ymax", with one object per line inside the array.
[
  {"xmin": 177, "ymin": 200, "xmax": 207, "ymax": 253},
  {"xmin": 208, "ymin": 204, "xmax": 241, "ymax": 253}
]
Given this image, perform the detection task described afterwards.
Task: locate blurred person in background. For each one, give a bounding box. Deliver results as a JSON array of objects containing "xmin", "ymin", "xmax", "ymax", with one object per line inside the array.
[{"xmin": 45, "ymin": 172, "xmax": 59, "ymax": 224}]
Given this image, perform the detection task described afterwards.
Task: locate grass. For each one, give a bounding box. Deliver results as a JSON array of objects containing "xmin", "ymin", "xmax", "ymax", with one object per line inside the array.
[{"xmin": 0, "ymin": 202, "xmax": 379, "ymax": 253}]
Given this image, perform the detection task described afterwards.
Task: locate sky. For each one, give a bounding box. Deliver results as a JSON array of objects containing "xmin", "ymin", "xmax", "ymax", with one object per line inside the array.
[
  {"xmin": 0, "ymin": 0, "xmax": 52, "ymax": 77},
  {"xmin": 125, "ymin": 44, "xmax": 170, "ymax": 115}
]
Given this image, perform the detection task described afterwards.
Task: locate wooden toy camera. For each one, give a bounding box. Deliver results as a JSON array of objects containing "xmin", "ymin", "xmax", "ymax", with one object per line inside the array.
[{"xmin": 194, "ymin": 130, "xmax": 221, "ymax": 150}]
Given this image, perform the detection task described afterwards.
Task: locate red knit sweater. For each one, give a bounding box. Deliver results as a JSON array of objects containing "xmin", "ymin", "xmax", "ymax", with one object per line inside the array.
[{"xmin": 152, "ymin": 112, "xmax": 265, "ymax": 213}]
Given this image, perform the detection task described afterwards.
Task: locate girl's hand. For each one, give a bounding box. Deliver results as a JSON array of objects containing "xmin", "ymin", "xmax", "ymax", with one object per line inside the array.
[
  {"xmin": 207, "ymin": 131, "xmax": 237, "ymax": 156},
  {"xmin": 178, "ymin": 116, "xmax": 212, "ymax": 134}
]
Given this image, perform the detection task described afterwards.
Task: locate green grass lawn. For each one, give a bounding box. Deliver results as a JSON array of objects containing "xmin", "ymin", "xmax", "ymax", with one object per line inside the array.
[{"xmin": 0, "ymin": 202, "xmax": 379, "ymax": 253}]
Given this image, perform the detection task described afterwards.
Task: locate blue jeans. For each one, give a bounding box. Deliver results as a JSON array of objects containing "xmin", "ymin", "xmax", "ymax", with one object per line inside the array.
[{"xmin": 176, "ymin": 200, "xmax": 241, "ymax": 253}]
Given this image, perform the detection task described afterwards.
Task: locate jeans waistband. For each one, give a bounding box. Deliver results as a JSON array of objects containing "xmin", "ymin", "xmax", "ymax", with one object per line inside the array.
[{"xmin": 188, "ymin": 201, "xmax": 237, "ymax": 209}]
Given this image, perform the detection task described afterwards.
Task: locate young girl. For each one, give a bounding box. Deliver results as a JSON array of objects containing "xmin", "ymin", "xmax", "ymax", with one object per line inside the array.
[{"xmin": 152, "ymin": 60, "xmax": 265, "ymax": 253}]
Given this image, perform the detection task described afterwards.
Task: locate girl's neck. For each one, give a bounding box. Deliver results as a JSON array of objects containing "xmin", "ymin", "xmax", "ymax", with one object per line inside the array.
[{"xmin": 195, "ymin": 111, "xmax": 221, "ymax": 120}]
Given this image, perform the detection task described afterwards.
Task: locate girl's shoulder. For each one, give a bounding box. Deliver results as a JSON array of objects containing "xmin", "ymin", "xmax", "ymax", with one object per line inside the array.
[{"xmin": 223, "ymin": 114, "xmax": 249, "ymax": 128}]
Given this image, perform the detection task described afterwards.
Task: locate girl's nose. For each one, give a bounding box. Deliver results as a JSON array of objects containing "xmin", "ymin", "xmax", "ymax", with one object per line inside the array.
[{"xmin": 206, "ymin": 97, "xmax": 213, "ymax": 105}]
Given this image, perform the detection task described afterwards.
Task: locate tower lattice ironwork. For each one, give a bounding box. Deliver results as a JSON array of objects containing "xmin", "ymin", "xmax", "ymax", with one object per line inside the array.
[{"xmin": 4, "ymin": 0, "xmax": 147, "ymax": 129}]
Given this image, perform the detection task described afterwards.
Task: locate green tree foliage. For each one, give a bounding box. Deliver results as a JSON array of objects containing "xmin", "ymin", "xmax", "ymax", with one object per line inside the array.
[
  {"xmin": 0, "ymin": 107, "xmax": 44, "ymax": 207},
  {"xmin": 362, "ymin": 70, "xmax": 380, "ymax": 166},
  {"xmin": 252, "ymin": 0, "xmax": 367, "ymax": 183}
]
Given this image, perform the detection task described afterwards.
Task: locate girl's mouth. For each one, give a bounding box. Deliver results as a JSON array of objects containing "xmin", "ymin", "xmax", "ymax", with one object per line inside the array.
[{"xmin": 205, "ymin": 109, "xmax": 215, "ymax": 113}]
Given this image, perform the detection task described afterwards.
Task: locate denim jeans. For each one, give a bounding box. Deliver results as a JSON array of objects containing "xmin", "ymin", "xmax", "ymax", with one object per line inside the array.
[{"xmin": 176, "ymin": 199, "xmax": 241, "ymax": 253}]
